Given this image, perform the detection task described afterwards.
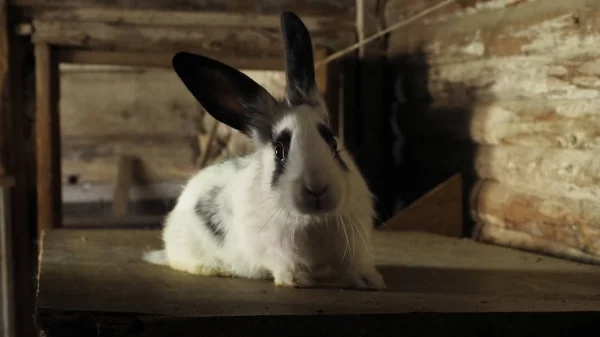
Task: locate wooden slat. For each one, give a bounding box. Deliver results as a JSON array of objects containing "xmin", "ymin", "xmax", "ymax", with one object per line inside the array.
[
  {"xmin": 31, "ymin": 20, "xmax": 353, "ymax": 59},
  {"xmin": 36, "ymin": 229, "xmax": 600, "ymax": 331},
  {"xmin": 33, "ymin": 8, "xmax": 355, "ymax": 31},
  {"xmin": 387, "ymin": 0, "xmax": 599, "ymax": 62},
  {"xmin": 471, "ymin": 179, "xmax": 600, "ymax": 263},
  {"xmin": 57, "ymin": 49, "xmax": 285, "ymax": 70},
  {"xmin": 11, "ymin": 0, "xmax": 357, "ymax": 18},
  {"xmin": 35, "ymin": 42, "xmax": 62, "ymax": 232},
  {"xmin": 61, "ymin": 135, "xmax": 200, "ymax": 183},
  {"xmin": 397, "ymin": 100, "xmax": 600, "ymax": 150}
]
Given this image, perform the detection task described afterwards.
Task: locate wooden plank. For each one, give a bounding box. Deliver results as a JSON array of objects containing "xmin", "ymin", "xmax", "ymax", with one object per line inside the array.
[
  {"xmin": 57, "ymin": 49, "xmax": 285, "ymax": 71},
  {"xmin": 63, "ymin": 215, "xmax": 164, "ymax": 228},
  {"xmin": 387, "ymin": 0, "xmax": 600, "ymax": 103},
  {"xmin": 33, "ymin": 8, "xmax": 355, "ymax": 32},
  {"xmin": 11, "ymin": 0, "xmax": 357, "ymax": 18},
  {"xmin": 35, "ymin": 42, "xmax": 62, "ymax": 232},
  {"xmin": 388, "ymin": 0, "xmax": 600, "ymax": 63},
  {"xmin": 425, "ymin": 54, "xmax": 600, "ymax": 103},
  {"xmin": 62, "ymin": 135, "xmax": 200, "ymax": 183},
  {"xmin": 57, "ymin": 65, "xmax": 284, "ymax": 139},
  {"xmin": 63, "ymin": 199, "xmax": 171, "ymax": 228},
  {"xmin": 385, "ymin": 173, "xmax": 462, "ymax": 237},
  {"xmin": 473, "ymin": 145, "xmax": 600, "ymax": 202},
  {"xmin": 408, "ymin": 143, "xmax": 600, "ymax": 202},
  {"xmin": 476, "ymin": 224, "xmax": 600, "ymax": 266},
  {"xmin": 58, "ymin": 65, "xmax": 204, "ymax": 138},
  {"xmin": 31, "ymin": 20, "xmax": 354, "ymax": 58},
  {"xmin": 398, "ymin": 100, "xmax": 600, "ymax": 150},
  {"xmin": 35, "ymin": 229, "xmax": 600, "ymax": 327},
  {"xmin": 36, "ymin": 311, "xmax": 600, "ymax": 337},
  {"xmin": 471, "ymin": 179, "xmax": 600, "ymax": 263},
  {"xmin": 112, "ymin": 156, "xmax": 135, "ymax": 217},
  {"xmin": 63, "ymin": 181, "xmax": 185, "ymax": 204}
]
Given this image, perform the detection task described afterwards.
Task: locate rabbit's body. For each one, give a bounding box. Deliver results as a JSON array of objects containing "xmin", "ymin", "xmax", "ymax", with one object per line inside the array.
[{"xmin": 143, "ymin": 12, "xmax": 386, "ymax": 290}]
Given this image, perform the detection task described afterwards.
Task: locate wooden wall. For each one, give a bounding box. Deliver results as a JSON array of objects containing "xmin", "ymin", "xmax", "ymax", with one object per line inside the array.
[
  {"xmin": 59, "ymin": 64, "xmax": 285, "ymax": 204},
  {"xmin": 386, "ymin": 0, "xmax": 600, "ymax": 264}
]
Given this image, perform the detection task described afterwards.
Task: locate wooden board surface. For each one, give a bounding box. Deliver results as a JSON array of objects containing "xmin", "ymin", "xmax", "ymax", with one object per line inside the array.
[
  {"xmin": 11, "ymin": 0, "xmax": 356, "ymax": 18},
  {"xmin": 37, "ymin": 229, "xmax": 600, "ymax": 322}
]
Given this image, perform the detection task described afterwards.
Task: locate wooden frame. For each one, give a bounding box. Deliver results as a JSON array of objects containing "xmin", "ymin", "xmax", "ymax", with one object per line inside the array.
[
  {"xmin": 35, "ymin": 42, "xmax": 62, "ymax": 233},
  {"xmin": 26, "ymin": 12, "xmax": 342, "ymax": 233}
]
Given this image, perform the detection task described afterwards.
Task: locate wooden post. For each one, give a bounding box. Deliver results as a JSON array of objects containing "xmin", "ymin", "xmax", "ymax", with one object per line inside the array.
[
  {"xmin": 355, "ymin": 0, "xmax": 387, "ymax": 220},
  {"xmin": 35, "ymin": 42, "xmax": 62, "ymax": 233},
  {"xmin": 0, "ymin": 0, "xmax": 6, "ymax": 177},
  {"xmin": 2, "ymin": 4, "xmax": 37, "ymax": 336},
  {"xmin": 112, "ymin": 155, "xmax": 134, "ymax": 218}
]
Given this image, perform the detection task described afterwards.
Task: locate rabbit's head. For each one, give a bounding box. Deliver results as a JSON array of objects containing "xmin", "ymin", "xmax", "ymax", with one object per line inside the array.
[{"xmin": 173, "ymin": 12, "xmax": 369, "ymax": 218}]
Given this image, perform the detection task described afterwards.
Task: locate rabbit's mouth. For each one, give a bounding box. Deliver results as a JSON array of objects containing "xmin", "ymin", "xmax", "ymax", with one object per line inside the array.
[{"xmin": 293, "ymin": 183, "xmax": 340, "ymax": 215}]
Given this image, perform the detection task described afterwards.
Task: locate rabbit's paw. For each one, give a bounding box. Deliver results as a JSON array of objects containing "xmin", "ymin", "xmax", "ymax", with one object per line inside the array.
[
  {"xmin": 273, "ymin": 269, "xmax": 314, "ymax": 288},
  {"xmin": 345, "ymin": 266, "xmax": 386, "ymax": 291}
]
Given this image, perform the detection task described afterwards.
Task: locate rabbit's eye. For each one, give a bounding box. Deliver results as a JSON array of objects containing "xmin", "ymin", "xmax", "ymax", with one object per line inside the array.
[
  {"xmin": 316, "ymin": 123, "xmax": 338, "ymax": 152},
  {"xmin": 329, "ymin": 137, "xmax": 338, "ymax": 151},
  {"xmin": 275, "ymin": 143, "xmax": 286, "ymax": 162}
]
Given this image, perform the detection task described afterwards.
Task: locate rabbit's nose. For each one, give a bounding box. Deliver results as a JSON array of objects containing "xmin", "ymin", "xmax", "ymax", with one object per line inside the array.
[{"xmin": 303, "ymin": 184, "xmax": 328, "ymax": 197}]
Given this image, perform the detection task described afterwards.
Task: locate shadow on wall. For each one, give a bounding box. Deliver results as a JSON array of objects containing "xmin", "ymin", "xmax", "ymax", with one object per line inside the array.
[{"xmin": 387, "ymin": 49, "xmax": 487, "ymax": 237}]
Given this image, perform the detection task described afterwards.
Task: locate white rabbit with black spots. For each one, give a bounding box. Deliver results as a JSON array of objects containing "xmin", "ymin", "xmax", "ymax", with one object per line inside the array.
[{"xmin": 143, "ymin": 11, "xmax": 386, "ymax": 290}]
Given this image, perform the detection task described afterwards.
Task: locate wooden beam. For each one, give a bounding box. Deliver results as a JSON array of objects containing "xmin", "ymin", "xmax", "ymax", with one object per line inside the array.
[
  {"xmin": 356, "ymin": 0, "xmax": 384, "ymax": 58},
  {"xmin": 31, "ymin": 20, "xmax": 353, "ymax": 58},
  {"xmin": 57, "ymin": 49, "xmax": 285, "ymax": 70},
  {"xmin": 472, "ymin": 179, "xmax": 600, "ymax": 264},
  {"xmin": 35, "ymin": 42, "xmax": 62, "ymax": 233},
  {"xmin": 11, "ymin": 0, "xmax": 357, "ymax": 18},
  {"xmin": 32, "ymin": 20, "xmax": 281, "ymax": 56},
  {"xmin": 387, "ymin": 0, "xmax": 600, "ymax": 63},
  {"xmin": 394, "ymin": 100, "xmax": 600, "ymax": 150},
  {"xmin": 33, "ymin": 8, "xmax": 355, "ymax": 32}
]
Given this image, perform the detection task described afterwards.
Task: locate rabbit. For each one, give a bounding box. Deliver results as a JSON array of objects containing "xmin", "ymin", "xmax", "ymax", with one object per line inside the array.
[{"xmin": 142, "ymin": 11, "xmax": 386, "ymax": 290}]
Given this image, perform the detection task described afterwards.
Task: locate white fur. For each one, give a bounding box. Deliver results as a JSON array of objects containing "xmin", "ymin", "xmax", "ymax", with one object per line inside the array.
[
  {"xmin": 144, "ymin": 11, "xmax": 386, "ymax": 290},
  {"xmin": 143, "ymin": 102, "xmax": 385, "ymax": 290}
]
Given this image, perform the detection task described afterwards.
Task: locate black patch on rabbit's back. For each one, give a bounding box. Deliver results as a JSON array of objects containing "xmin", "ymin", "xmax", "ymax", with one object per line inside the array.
[
  {"xmin": 194, "ymin": 187, "xmax": 226, "ymax": 244},
  {"xmin": 271, "ymin": 128, "xmax": 292, "ymax": 187}
]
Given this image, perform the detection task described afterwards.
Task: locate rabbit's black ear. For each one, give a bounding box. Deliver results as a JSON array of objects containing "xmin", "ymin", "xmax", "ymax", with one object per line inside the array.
[
  {"xmin": 172, "ymin": 52, "xmax": 277, "ymax": 140},
  {"xmin": 280, "ymin": 11, "xmax": 317, "ymax": 106}
]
